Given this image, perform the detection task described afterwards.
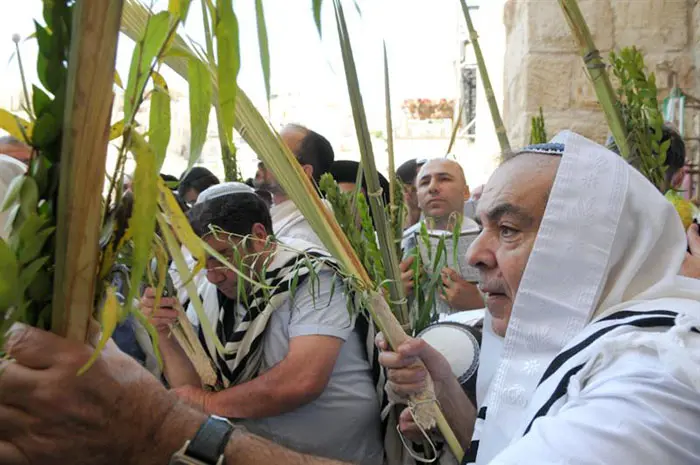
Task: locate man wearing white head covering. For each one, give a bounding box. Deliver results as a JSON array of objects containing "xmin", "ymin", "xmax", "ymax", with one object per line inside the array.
[
  {"xmin": 140, "ymin": 182, "xmax": 383, "ymax": 465},
  {"xmin": 5, "ymin": 132, "xmax": 700, "ymax": 465},
  {"xmin": 379, "ymin": 132, "xmax": 700, "ymax": 464}
]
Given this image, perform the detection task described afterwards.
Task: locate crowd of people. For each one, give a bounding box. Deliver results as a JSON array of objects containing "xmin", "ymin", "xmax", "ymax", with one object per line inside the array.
[{"xmin": 1, "ymin": 122, "xmax": 700, "ymax": 465}]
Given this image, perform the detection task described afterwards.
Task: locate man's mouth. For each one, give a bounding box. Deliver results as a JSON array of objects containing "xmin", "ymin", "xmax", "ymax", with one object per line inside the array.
[{"xmin": 479, "ymin": 285, "xmax": 507, "ymax": 298}]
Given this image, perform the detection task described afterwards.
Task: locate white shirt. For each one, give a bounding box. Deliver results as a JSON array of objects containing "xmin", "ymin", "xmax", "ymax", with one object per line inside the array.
[
  {"xmin": 475, "ymin": 132, "xmax": 700, "ymax": 463},
  {"xmin": 270, "ymin": 199, "xmax": 327, "ymax": 248},
  {"xmin": 489, "ymin": 329, "xmax": 700, "ymax": 464}
]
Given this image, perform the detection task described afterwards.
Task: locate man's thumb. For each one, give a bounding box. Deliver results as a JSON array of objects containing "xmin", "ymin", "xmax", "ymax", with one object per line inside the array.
[{"xmin": 688, "ymin": 223, "xmax": 700, "ymax": 255}]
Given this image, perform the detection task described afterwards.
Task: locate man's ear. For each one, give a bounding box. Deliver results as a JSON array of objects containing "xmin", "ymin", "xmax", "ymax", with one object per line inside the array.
[
  {"xmin": 302, "ymin": 164, "xmax": 314, "ymax": 180},
  {"xmin": 251, "ymin": 223, "xmax": 269, "ymax": 240},
  {"xmin": 464, "ymin": 185, "xmax": 471, "ymax": 200}
]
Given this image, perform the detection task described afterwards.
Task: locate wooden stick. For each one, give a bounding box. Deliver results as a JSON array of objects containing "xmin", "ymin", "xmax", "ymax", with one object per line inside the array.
[
  {"xmin": 52, "ymin": 0, "xmax": 125, "ymax": 341},
  {"xmin": 558, "ymin": 0, "xmax": 630, "ymax": 158}
]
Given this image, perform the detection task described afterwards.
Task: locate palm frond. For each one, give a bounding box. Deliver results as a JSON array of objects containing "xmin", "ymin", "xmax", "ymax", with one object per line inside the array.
[{"xmin": 458, "ymin": 0, "xmax": 510, "ymax": 152}]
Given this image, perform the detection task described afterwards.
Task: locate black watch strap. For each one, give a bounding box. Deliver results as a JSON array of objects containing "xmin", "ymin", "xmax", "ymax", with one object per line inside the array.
[{"xmin": 185, "ymin": 416, "xmax": 235, "ymax": 464}]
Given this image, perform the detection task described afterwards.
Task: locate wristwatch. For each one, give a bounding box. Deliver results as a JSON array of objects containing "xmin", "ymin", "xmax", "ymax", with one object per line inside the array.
[{"xmin": 170, "ymin": 416, "xmax": 235, "ymax": 465}]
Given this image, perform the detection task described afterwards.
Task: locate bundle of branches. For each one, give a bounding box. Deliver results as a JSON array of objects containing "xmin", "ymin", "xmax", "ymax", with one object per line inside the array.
[
  {"xmin": 608, "ymin": 47, "xmax": 669, "ymax": 190},
  {"xmin": 319, "ymin": 174, "xmax": 387, "ymax": 291},
  {"xmin": 408, "ymin": 216, "xmax": 466, "ymax": 335},
  {"xmin": 530, "ymin": 107, "xmax": 547, "ymax": 145},
  {"xmin": 0, "ymin": 0, "xmax": 252, "ymax": 388},
  {"xmin": 122, "ymin": 1, "xmax": 464, "ymax": 459},
  {"xmin": 559, "ymin": 0, "xmax": 695, "ymax": 229}
]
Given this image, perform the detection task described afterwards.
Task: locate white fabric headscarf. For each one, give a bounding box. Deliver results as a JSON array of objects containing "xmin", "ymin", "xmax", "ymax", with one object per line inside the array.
[{"xmin": 476, "ymin": 131, "xmax": 700, "ymax": 463}]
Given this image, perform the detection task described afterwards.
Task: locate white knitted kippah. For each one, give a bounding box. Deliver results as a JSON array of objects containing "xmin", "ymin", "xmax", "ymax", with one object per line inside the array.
[{"xmin": 195, "ymin": 181, "xmax": 254, "ymax": 204}]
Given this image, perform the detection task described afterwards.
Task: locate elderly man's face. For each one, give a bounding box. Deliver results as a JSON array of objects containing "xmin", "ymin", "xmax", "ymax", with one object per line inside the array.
[{"xmin": 467, "ymin": 154, "xmax": 559, "ymax": 336}]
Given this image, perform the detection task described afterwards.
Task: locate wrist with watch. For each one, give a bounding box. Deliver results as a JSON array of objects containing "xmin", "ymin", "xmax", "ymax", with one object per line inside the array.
[{"xmin": 169, "ymin": 416, "xmax": 237, "ymax": 465}]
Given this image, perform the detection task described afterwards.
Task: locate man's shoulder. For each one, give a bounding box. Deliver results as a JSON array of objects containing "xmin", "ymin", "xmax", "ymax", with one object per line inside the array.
[{"xmin": 492, "ymin": 332, "xmax": 700, "ymax": 465}]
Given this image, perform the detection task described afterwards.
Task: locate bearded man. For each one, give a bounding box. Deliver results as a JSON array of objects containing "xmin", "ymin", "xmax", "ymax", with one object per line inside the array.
[
  {"xmin": 379, "ymin": 132, "xmax": 700, "ymax": 464},
  {"xmin": 254, "ymin": 124, "xmax": 335, "ymax": 247},
  {"xmin": 2, "ymin": 132, "xmax": 700, "ymax": 465}
]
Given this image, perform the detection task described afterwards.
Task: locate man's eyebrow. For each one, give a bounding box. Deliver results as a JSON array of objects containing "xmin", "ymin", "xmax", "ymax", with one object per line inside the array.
[
  {"xmin": 485, "ymin": 203, "xmax": 534, "ymax": 226},
  {"xmin": 418, "ymin": 171, "xmax": 454, "ymax": 182}
]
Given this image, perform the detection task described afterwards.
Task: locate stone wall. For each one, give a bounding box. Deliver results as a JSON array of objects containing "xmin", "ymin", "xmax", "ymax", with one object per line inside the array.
[{"xmin": 503, "ymin": 0, "xmax": 694, "ymax": 148}]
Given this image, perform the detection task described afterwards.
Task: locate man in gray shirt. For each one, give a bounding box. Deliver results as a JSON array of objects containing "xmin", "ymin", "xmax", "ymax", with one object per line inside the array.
[{"xmin": 141, "ymin": 185, "xmax": 382, "ymax": 465}]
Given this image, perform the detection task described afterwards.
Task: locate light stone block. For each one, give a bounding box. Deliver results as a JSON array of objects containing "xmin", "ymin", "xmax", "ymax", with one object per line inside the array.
[
  {"xmin": 527, "ymin": 0, "xmax": 614, "ymax": 53},
  {"xmin": 523, "ymin": 54, "xmax": 576, "ymax": 111},
  {"xmin": 612, "ymin": 0, "xmax": 689, "ymax": 52}
]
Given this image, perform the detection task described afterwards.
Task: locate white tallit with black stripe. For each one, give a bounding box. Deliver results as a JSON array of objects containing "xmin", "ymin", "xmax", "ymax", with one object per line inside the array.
[
  {"xmin": 466, "ymin": 132, "xmax": 700, "ymax": 464},
  {"xmin": 190, "ymin": 238, "xmax": 335, "ymax": 387}
]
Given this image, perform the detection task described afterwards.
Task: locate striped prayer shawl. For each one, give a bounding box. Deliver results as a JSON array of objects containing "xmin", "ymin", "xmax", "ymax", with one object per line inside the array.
[
  {"xmin": 198, "ymin": 248, "xmax": 331, "ymax": 388},
  {"xmin": 462, "ymin": 308, "xmax": 695, "ymax": 465}
]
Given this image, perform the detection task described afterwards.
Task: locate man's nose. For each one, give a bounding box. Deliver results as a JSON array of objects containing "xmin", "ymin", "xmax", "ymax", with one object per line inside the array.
[
  {"xmin": 207, "ymin": 267, "xmax": 226, "ymax": 285},
  {"xmin": 428, "ymin": 178, "xmax": 440, "ymax": 193},
  {"xmin": 466, "ymin": 231, "xmax": 495, "ymax": 269}
]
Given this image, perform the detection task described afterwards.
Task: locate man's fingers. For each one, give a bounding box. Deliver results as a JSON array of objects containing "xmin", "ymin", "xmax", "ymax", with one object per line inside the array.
[
  {"xmin": 378, "ymin": 351, "xmax": 419, "ymax": 370},
  {"xmin": 386, "ymin": 366, "xmax": 427, "ymax": 385},
  {"xmin": 0, "ymin": 361, "xmax": 41, "ymax": 408},
  {"xmin": 153, "ymin": 308, "xmax": 180, "ymax": 321},
  {"xmin": 399, "ymin": 256, "xmax": 415, "ymax": 272},
  {"xmin": 399, "ymin": 406, "xmax": 414, "ymax": 423},
  {"xmin": 375, "ymin": 332, "xmax": 388, "ymax": 351},
  {"xmin": 4, "ymin": 326, "xmax": 78, "ymax": 370},
  {"xmin": 160, "ymin": 297, "xmax": 179, "ymax": 309},
  {"xmin": 387, "ymin": 380, "xmax": 427, "ymax": 398},
  {"xmin": 0, "ymin": 405, "xmax": 33, "ymax": 436},
  {"xmin": 397, "ymin": 337, "xmax": 431, "ymax": 358},
  {"xmin": 398, "ymin": 407, "xmax": 424, "ymax": 443},
  {"xmin": 0, "ymin": 442, "xmax": 29, "ymax": 465}
]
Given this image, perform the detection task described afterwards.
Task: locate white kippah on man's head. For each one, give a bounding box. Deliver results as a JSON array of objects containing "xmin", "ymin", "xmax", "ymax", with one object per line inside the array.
[{"xmin": 196, "ymin": 181, "xmax": 255, "ymax": 205}]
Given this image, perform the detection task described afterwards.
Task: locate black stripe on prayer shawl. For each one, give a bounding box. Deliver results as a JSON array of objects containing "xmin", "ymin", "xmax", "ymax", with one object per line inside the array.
[
  {"xmin": 537, "ymin": 311, "xmax": 679, "ymax": 386},
  {"xmin": 523, "ymin": 363, "xmax": 586, "ymax": 436},
  {"xmin": 220, "ymin": 275, "xmax": 302, "ymax": 361},
  {"xmin": 206, "ymin": 250, "xmax": 331, "ymax": 386},
  {"xmin": 523, "ymin": 311, "xmax": 679, "ymax": 436},
  {"xmin": 461, "ymin": 408, "xmax": 487, "ymax": 464},
  {"xmin": 462, "ymin": 441, "xmax": 479, "ymax": 465}
]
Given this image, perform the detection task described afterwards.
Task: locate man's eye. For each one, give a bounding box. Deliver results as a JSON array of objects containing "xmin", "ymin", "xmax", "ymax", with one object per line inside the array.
[{"xmin": 500, "ymin": 226, "xmax": 517, "ymax": 238}]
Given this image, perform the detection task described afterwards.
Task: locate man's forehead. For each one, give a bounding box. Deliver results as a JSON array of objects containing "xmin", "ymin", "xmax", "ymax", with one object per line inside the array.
[
  {"xmin": 204, "ymin": 231, "xmax": 241, "ymax": 248},
  {"xmin": 477, "ymin": 154, "xmax": 559, "ymax": 219},
  {"xmin": 417, "ymin": 160, "xmax": 464, "ymax": 180}
]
